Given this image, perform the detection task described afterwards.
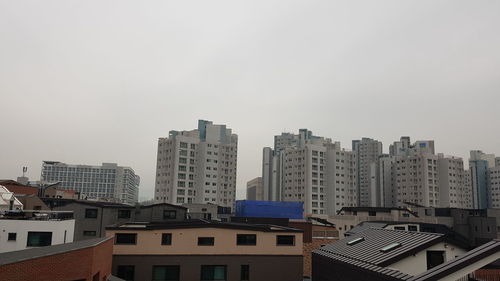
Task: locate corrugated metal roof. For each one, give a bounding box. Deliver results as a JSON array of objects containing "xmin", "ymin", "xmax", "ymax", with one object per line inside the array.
[
  {"xmin": 345, "ymin": 222, "xmax": 388, "ymax": 236},
  {"xmin": 317, "ymin": 228, "xmax": 444, "ymax": 266}
]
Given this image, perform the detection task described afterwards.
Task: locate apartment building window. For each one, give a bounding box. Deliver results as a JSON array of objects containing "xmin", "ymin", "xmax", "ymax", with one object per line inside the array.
[
  {"xmin": 115, "ymin": 233, "xmax": 137, "ymax": 245},
  {"xmin": 153, "ymin": 265, "xmax": 180, "ymax": 281},
  {"xmin": 83, "ymin": 231, "xmax": 97, "ymax": 236},
  {"xmin": 201, "ymin": 265, "xmax": 226, "ymax": 281},
  {"xmin": 162, "ymin": 233, "xmax": 172, "ymax": 245},
  {"xmin": 85, "ymin": 208, "xmax": 98, "ymax": 218},
  {"xmin": 7, "ymin": 233, "xmax": 16, "ymax": 241},
  {"xmin": 198, "ymin": 237, "xmax": 215, "ymax": 246},
  {"xmin": 163, "ymin": 210, "xmax": 177, "ymax": 219},
  {"xmin": 117, "ymin": 265, "xmax": 135, "ymax": 281},
  {"xmin": 240, "ymin": 265, "xmax": 249, "ymax": 281},
  {"xmin": 237, "ymin": 234, "xmax": 256, "ymax": 246},
  {"xmin": 27, "ymin": 232, "xmax": 52, "ymax": 247},
  {"xmin": 118, "ymin": 210, "xmax": 131, "ymax": 219},
  {"xmin": 276, "ymin": 235, "xmax": 295, "ymax": 246}
]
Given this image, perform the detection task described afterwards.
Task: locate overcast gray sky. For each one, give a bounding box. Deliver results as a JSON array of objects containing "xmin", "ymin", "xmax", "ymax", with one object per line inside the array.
[{"xmin": 1, "ymin": 0, "xmax": 499, "ymax": 200}]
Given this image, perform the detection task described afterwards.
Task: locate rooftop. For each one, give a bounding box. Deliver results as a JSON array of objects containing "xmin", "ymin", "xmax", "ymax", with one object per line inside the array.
[
  {"xmin": 0, "ymin": 237, "xmax": 111, "ymax": 266},
  {"xmin": 107, "ymin": 219, "xmax": 303, "ymax": 233},
  {"xmin": 315, "ymin": 228, "xmax": 447, "ymax": 267}
]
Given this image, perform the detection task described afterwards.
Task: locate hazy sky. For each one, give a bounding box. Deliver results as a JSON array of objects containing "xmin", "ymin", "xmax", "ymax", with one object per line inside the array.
[{"xmin": 1, "ymin": 1, "xmax": 499, "ymax": 200}]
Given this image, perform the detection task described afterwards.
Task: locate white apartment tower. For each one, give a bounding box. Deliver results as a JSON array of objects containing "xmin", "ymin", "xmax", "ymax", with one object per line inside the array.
[
  {"xmin": 380, "ymin": 137, "xmax": 471, "ymax": 208},
  {"xmin": 154, "ymin": 120, "xmax": 237, "ymax": 208},
  {"xmin": 41, "ymin": 161, "xmax": 139, "ymax": 205},
  {"xmin": 352, "ymin": 138, "xmax": 383, "ymax": 207},
  {"xmin": 262, "ymin": 129, "xmax": 357, "ymax": 216}
]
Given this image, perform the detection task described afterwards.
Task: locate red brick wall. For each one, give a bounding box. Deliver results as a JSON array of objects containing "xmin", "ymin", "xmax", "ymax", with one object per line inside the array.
[
  {"xmin": 303, "ymin": 238, "xmax": 338, "ymax": 278},
  {"xmin": 0, "ymin": 239, "xmax": 113, "ymax": 281}
]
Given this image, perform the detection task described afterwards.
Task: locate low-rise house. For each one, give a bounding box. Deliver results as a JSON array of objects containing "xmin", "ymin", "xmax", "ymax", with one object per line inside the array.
[
  {"xmin": 0, "ymin": 237, "xmax": 113, "ymax": 281},
  {"xmin": 0, "ymin": 210, "xmax": 75, "ymax": 253},
  {"xmin": 42, "ymin": 198, "xmax": 187, "ymax": 241},
  {"xmin": 0, "ymin": 180, "xmax": 39, "ymax": 197},
  {"xmin": 0, "ymin": 185, "xmax": 23, "ymax": 211},
  {"xmin": 106, "ymin": 220, "xmax": 304, "ymax": 281},
  {"xmin": 313, "ymin": 228, "xmax": 468, "ymax": 281}
]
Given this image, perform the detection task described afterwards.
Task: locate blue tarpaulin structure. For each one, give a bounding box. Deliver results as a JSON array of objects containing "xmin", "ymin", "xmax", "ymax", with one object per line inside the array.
[{"xmin": 235, "ymin": 200, "xmax": 303, "ymax": 219}]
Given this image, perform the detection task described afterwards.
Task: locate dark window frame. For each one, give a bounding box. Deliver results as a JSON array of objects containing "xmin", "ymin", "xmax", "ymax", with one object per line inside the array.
[
  {"xmin": 115, "ymin": 233, "xmax": 137, "ymax": 245},
  {"xmin": 83, "ymin": 230, "xmax": 97, "ymax": 236},
  {"xmin": 117, "ymin": 265, "xmax": 135, "ymax": 281},
  {"xmin": 163, "ymin": 210, "xmax": 177, "ymax": 219},
  {"xmin": 240, "ymin": 265, "xmax": 249, "ymax": 281},
  {"xmin": 198, "ymin": 237, "xmax": 215, "ymax": 246},
  {"xmin": 118, "ymin": 209, "xmax": 131, "ymax": 219},
  {"xmin": 201, "ymin": 265, "xmax": 227, "ymax": 281},
  {"xmin": 236, "ymin": 234, "xmax": 256, "ymax": 246},
  {"xmin": 161, "ymin": 233, "xmax": 172, "ymax": 245},
  {"xmin": 8, "ymin": 232, "xmax": 17, "ymax": 241},
  {"xmin": 152, "ymin": 265, "xmax": 180, "ymax": 281},
  {"xmin": 85, "ymin": 208, "xmax": 98, "ymax": 219},
  {"xmin": 27, "ymin": 231, "xmax": 52, "ymax": 247},
  {"xmin": 276, "ymin": 235, "xmax": 295, "ymax": 246}
]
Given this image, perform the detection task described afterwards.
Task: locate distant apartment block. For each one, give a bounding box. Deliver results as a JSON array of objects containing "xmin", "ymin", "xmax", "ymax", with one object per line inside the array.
[
  {"xmin": 246, "ymin": 177, "xmax": 263, "ymax": 200},
  {"xmin": 107, "ymin": 220, "xmax": 304, "ymax": 281},
  {"xmin": 469, "ymin": 150, "xmax": 500, "ymax": 209},
  {"xmin": 352, "ymin": 138, "xmax": 383, "ymax": 207},
  {"xmin": 154, "ymin": 120, "xmax": 238, "ymax": 208},
  {"xmin": 380, "ymin": 137, "xmax": 471, "ymax": 208},
  {"xmin": 262, "ymin": 129, "xmax": 358, "ymax": 216},
  {"xmin": 41, "ymin": 161, "xmax": 140, "ymax": 205}
]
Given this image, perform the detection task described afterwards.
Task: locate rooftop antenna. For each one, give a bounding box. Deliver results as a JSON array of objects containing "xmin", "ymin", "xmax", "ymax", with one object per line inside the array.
[{"xmin": 22, "ymin": 166, "xmax": 27, "ymax": 177}]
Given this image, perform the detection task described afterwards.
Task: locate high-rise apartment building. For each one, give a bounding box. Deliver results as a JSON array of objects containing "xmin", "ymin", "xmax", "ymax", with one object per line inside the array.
[
  {"xmin": 352, "ymin": 138, "xmax": 383, "ymax": 207},
  {"xmin": 380, "ymin": 137, "xmax": 471, "ymax": 208},
  {"xmin": 469, "ymin": 150, "xmax": 494, "ymax": 209},
  {"xmin": 154, "ymin": 120, "xmax": 237, "ymax": 208},
  {"xmin": 246, "ymin": 177, "xmax": 263, "ymax": 200},
  {"xmin": 41, "ymin": 161, "xmax": 139, "ymax": 205},
  {"xmin": 262, "ymin": 130, "xmax": 357, "ymax": 215}
]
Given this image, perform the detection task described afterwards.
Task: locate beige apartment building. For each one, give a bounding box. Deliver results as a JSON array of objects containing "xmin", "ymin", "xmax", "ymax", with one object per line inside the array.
[
  {"xmin": 246, "ymin": 177, "xmax": 263, "ymax": 201},
  {"xmin": 154, "ymin": 120, "xmax": 237, "ymax": 208},
  {"xmin": 106, "ymin": 220, "xmax": 303, "ymax": 281}
]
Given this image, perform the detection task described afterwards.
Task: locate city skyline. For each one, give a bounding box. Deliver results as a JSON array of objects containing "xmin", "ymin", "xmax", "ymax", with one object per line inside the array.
[{"xmin": 1, "ymin": 1, "xmax": 500, "ymax": 201}]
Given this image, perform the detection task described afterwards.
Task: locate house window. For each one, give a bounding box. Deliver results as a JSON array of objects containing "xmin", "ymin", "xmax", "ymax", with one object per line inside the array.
[
  {"xmin": 426, "ymin": 251, "xmax": 445, "ymax": 269},
  {"xmin": 85, "ymin": 208, "xmax": 98, "ymax": 218},
  {"xmin": 240, "ymin": 265, "xmax": 249, "ymax": 281},
  {"xmin": 201, "ymin": 265, "xmax": 227, "ymax": 281},
  {"xmin": 237, "ymin": 234, "xmax": 256, "ymax": 246},
  {"xmin": 117, "ymin": 265, "xmax": 135, "ymax": 281},
  {"xmin": 83, "ymin": 231, "xmax": 97, "ymax": 236},
  {"xmin": 276, "ymin": 235, "xmax": 295, "ymax": 246},
  {"xmin": 394, "ymin": 226, "xmax": 406, "ymax": 231},
  {"xmin": 115, "ymin": 233, "xmax": 137, "ymax": 245},
  {"xmin": 368, "ymin": 211, "xmax": 376, "ymax": 216},
  {"xmin": 162, "ymin": 233, "xmax": 172, "ymax": 245},
  {"xmin": 408, "ymin": 225, "xmax": 418, "ymax": 232},
  {"xmin": 198, "ymin": 237, "xmax": 215, "ymax": 246},
  {"xmin": 27, "ymin": 232, "xmax": 52, "ymax": 247},
  {"xmin": 153, "ymin": 265, "xmax": 180, "ymax": 281},
  {"xmin": 8, "ymin": 233, "xmax": 16, "ymax": 241},
  {"xmin": 163, "ymin": 210, "xmax": 177, "ymax": 219},
  {"xmin": 118, "ymin": 210, "xmax": 131, "ymax": 219}
]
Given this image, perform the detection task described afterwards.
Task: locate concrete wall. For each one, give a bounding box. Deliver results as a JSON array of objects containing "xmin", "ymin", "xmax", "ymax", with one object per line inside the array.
[
  {"xmin": 107, "ymin": 227, "xmax": 303, "ymax": 256},
  {"xmin": 387, "ymin": 242, "xmax": 467, "ymax": 276},
  {"xmin": 113, "ymin": 255, "xmax": 302, "ymax": 281},
  {"xmin": 0, "ymin": 219, "xmax": 75, "ymax": 253}
]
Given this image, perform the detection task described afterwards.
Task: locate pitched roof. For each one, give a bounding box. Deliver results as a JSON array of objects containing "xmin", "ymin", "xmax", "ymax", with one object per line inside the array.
[
  {"xmin": 0, "ymin": 237, "xmax": 112, "ymax": 266},
  {"xmin": 41, "ymin": 198, "xmax": 133, "ymax": 208},
  {"xmin": 0, "ymin": 181, "xmax": 38, "ymax": 196},
  {"xmin": 315, "ymin": 228, "xmax": 446, "ymax": 267},
  {"xmin": 408, "ymin": 239, "xmax": 500, "ymax": 281}
]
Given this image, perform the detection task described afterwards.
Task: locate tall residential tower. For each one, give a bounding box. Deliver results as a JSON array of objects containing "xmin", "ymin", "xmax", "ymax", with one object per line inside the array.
[{"xmin": 154, "ymin": 120, "xmax": 237, "ymax": 208}]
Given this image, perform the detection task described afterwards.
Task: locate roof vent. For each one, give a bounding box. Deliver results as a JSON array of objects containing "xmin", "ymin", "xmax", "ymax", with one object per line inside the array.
[
  {"xmin": 380, "ymin": 242, "xmax": 401, "ymax": 253},
  {"xmin": 346, "ymin": 237, "xmax": 365, "ymax": 246}
]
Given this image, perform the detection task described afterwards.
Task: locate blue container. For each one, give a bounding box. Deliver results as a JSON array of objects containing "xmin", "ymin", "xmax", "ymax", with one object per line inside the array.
[{"xmin": 235, "ymin": 200, "xmax": 303, "ymax": 219}]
